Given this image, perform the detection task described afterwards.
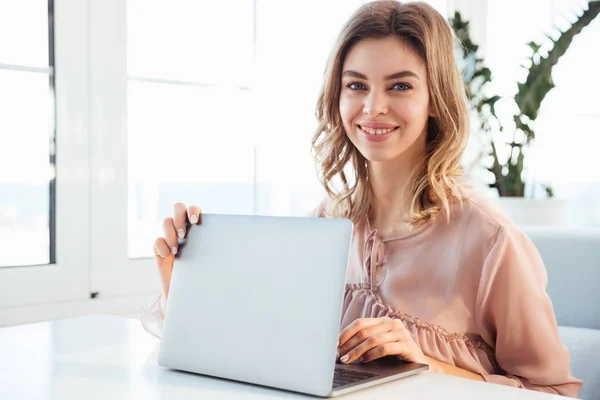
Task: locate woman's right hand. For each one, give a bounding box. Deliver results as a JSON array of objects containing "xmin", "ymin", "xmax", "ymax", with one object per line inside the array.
[{"xmin": 153, "ymin": 202, "xmax": 202, "ymax": 317}]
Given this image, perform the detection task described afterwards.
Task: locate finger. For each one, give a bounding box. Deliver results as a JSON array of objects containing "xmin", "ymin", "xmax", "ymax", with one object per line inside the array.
[
  {"xmin": 338, "ymin": 322, "xmax": 391, "ymax": 357},
  {"xmin": 340, "ymin": 331, "xmax": 400, "ymax": 364},
  {"xmin": 187, "ymin": 205, "xmax": 202, "ymax": 225},
  {"xmin": 154, "ymin": 237, "xmax": 171, "ymax": 258},
  {"xmin": 154, "ymin": 237, "xmax": 174, "ymax": 297},
  {"xmin": 391, "ymin": 318, "xmax": 409, "ymax": 333},
  {"xmin": 338, "ymin": 317, "xmax": 388, "ymax": 349},
  {"xmin": 162, "ymin": 217, "xmax": 178, "ymax": 256},
  {"xmin": 173, "ymin": 203, "xmax": 188, "ymax": 239},
  {"xmin": 360, "ymin": 341, "xmax": 405, "ymax": 364}
]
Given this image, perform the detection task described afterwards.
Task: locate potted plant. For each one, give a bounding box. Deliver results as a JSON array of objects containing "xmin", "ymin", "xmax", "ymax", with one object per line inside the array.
[{"xmin": 450, "ymin": 2, "xmax": 600, "ymax": 225}]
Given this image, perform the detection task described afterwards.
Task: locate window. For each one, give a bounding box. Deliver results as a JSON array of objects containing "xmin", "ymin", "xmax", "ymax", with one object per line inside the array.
[
  {"xmin": 0, "ymin": 0, "xmax": 91, "ymax": 308},
  {"xmin": 127, "ymin": 0, "xmax": 256, "ymax": 258},
  {"xmin": 0, "ymin": 0, "xmax": 55, "ymax": 267}
]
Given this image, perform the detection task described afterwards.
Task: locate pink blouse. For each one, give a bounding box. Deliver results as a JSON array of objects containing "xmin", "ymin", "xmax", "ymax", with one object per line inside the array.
[{"xmin": 141, "ymin": 195, "xmax": 582, "ymax": 397}]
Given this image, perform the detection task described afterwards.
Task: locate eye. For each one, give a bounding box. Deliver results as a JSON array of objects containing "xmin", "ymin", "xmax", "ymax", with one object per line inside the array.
[
  {"xmin": 346, "ymin": 82, "xmax": 367, "ymax": 91},
  {"xmin": 391, "ymin": 82, "xmax": 412, "ymax": 91}
]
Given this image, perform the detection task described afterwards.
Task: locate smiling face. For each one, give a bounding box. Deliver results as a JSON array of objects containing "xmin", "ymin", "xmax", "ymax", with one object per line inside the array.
[
  {"xmin": 312, "ymin": 1, "xmax": 469, "ymax": 226},
  {"xmin": 339, "ymin": 36, "xmax": 432, "ymax": 165}
]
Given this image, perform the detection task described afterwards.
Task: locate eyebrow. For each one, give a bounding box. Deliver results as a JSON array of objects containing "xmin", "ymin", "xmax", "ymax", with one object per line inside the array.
[{"xmin": 342, "ymin": 70, "xmax": 420, "ymax": 81}]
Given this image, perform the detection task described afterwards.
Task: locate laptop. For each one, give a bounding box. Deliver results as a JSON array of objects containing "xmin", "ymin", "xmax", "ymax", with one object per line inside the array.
[{"xmin": 158, "ymin": 214, "xmax": 428, "ymax": 397}]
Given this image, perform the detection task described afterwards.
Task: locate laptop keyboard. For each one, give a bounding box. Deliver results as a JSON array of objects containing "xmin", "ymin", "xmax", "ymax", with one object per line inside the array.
[{"xmin": 333, "ymin": 367, "xmax": 381, "ymax": 388}]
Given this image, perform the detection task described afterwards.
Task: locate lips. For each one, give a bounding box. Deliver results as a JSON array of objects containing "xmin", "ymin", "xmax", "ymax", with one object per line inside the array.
[
  {"xmin": 358, "ymin": 125, "xmax": 397, "ymax": 135},
  {"xmin": 357, "ymin": 124, "xmax": 397, "ymax": 142},
  {"xmin": 358, "ymin": 122, "xmax": 398, "ymax": 130}
]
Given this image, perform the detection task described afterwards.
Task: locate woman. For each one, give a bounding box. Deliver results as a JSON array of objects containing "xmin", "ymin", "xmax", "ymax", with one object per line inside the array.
[{"xmin": 144, "ymin": 1, "xmax": 581, "ymax": 396}]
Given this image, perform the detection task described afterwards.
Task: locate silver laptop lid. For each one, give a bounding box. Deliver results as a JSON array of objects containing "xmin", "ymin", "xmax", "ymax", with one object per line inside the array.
[{"xmin": 159, "ymin": 214, "xmax": 353, "ymax": 397}]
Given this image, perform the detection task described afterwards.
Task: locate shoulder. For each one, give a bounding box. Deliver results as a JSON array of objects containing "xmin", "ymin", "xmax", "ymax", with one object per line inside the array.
[
  {"xmin": 446, "ymin": 194, "xmax": 534, "ymax": 254},
  {"xmin": 310, "ymin": 197, "xmax": 333, "ymax": 218},
  {"xmin": 457, "ymin": 193, "xmax": 520, "ymax": 233},
  {"xmin": 456, "ymin": 195, "xmax": 546, "ymax": 281}
]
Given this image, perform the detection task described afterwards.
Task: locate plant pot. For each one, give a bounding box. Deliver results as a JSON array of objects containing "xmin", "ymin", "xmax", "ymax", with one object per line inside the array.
[{"xmin": 496, "ymin": 198, "xmax": 567, "ymax": 226}]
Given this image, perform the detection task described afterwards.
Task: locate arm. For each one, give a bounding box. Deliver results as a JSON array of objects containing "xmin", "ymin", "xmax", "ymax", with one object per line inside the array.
[
  {"xmin": 140, "ymin": 292, "xmax": 164, "ymax": 339},
  {"xmin": 141, "ymin": 203, "xmax": 202, "ymax": 339},
  {"xmin": 425, "ymin": 356, "xmax": 484, "ymax": 381},
  {"xmin": 475, "ymin": 227, "xmax": 582, "ymax": 397}
]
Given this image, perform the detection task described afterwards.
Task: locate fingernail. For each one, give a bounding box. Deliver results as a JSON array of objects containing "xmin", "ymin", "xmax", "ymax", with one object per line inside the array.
[
  {"xmin": 190, "ymin": 215, "xmax": 198, "ymax": 224},
  {"xmin": 340, "ymin": 355, "xmax": 349, "ymax": 363},
  {"xmin": 171, "ymin": 246, "xmax": 177, "ymax": 255},
  {"xmin": 177, "ymin": 229, "xmax": 185, "ymax": 239}
]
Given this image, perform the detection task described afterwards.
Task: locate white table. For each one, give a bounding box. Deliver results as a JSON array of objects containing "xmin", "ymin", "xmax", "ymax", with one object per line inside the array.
[{"xmin": 0, "ymin": 315, "xmax": 564, "ymax": 400}]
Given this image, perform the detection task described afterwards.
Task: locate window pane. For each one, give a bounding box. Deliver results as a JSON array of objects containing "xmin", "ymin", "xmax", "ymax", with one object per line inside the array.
[
  {"xmin": 0, "ymin": 0, "xmax": 50, "ymax": 67},
  {"xmin": 127, "ymin": 81, "xmax": 257, "ymax": 258},
  {"xmin": 0, "ymin": 69, "xmax": 54, "ymax": 267},
  {"xmin": 127, "ymin": 0, "xmax": 254, "ymax": 86}
]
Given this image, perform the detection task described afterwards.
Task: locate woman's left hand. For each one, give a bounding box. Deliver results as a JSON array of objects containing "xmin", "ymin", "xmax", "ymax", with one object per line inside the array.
[{"xmin": 337, "ymin": 317, "xmax": 427, "ymax": 365}]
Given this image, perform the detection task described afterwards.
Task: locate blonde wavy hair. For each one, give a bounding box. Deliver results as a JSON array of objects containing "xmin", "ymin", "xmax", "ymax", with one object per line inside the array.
[{"xmin": 311, "ymin": 0, "xmax": 470, "ymax": 228}]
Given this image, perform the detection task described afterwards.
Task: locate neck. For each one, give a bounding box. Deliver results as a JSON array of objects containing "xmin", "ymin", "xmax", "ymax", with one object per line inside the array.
[
  {"xmin": 368, "ymin": 156, "xmax": 418, "ymax": 229},
  {"xmin": 367, "ymin": 133, "xmax": 427, "ymax": 234}
]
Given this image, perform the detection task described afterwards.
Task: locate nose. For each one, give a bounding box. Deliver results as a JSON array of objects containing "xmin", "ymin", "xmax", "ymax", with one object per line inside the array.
[{"xmin": 362, "ymin": 89, "xmax": 388, "ymax": 116}]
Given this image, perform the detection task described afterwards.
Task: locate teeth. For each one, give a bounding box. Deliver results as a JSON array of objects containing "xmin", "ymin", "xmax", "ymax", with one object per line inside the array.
[{"xmin": 360, "ymin": 126, "xmax": 395, "ymax": 135}]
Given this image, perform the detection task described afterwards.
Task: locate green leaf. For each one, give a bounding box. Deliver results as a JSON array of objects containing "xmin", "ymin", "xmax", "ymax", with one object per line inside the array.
[
  {"xmin": 472, "ymin": 67, "xmax": 492, "ymax": 82},
  {"xmin": 527, "ymin": 41, "xmax": 542, "ymax": 53},
  {"xmin": 515, "ymin": 2, "xmax": 600, "ymax": 119},
  {"xmin": 545, "ymin": 32, "xmax": 557, "ymax": 44}
]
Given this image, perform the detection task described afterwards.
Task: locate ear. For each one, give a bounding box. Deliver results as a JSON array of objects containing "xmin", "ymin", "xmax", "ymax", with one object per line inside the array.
[{"xmin": 428, "ymin": 102, "xmax": 439, "ymax": 118}]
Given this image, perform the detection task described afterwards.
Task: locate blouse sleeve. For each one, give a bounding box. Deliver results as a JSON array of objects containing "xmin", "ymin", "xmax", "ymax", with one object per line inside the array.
[
  {"xmin": 475, "ymin": 225, "xmax": 582, "ymax": 397},
  {"xmin": 140, "ymin": 291, "xmax": 164, "ymax": 339},
  {"xmin": 307, "ymin": 197, "xmax": 329, "ymax": 218}
]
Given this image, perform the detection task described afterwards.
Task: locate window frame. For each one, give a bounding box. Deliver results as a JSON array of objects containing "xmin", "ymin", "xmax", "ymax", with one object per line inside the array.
[{"xmin": 0, "ymin": 0, "xmax": 92, "ymax": 308}]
